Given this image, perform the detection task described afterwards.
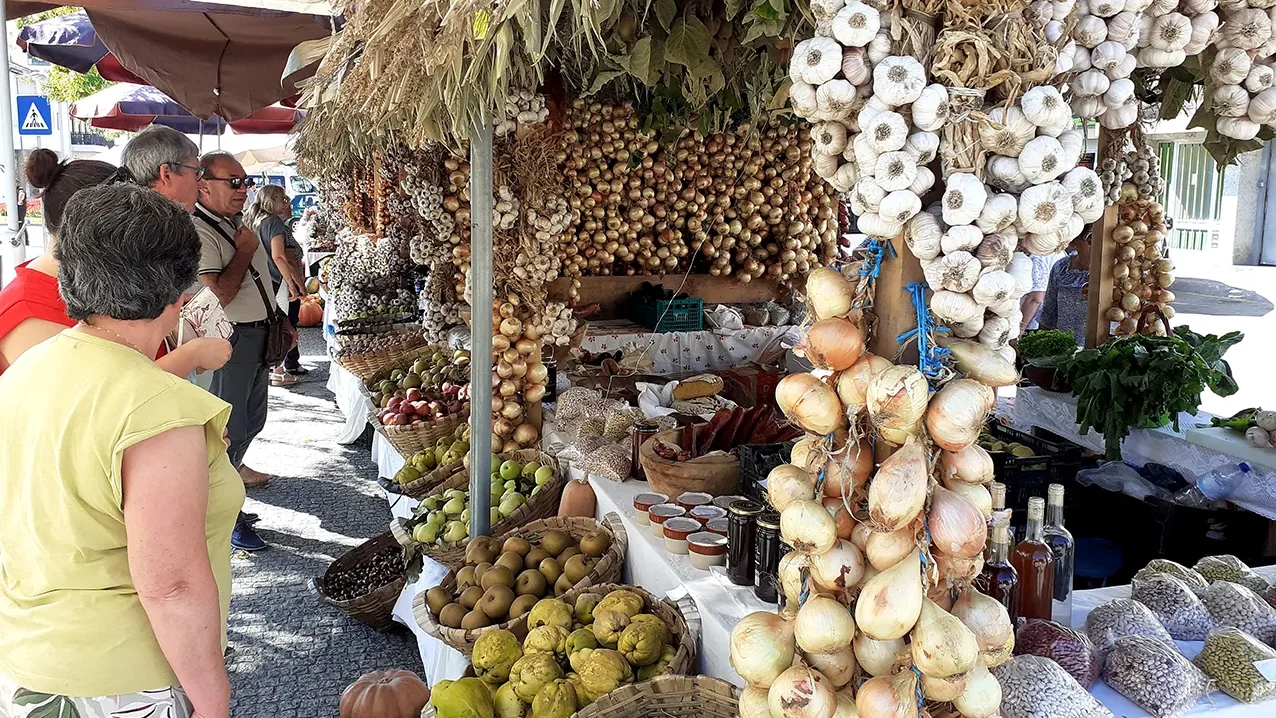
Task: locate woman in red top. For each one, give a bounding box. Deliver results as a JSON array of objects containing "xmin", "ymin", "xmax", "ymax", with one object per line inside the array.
[{"xmin": 0, "ymin": 149, "xmax": 230, "ymax": 376}]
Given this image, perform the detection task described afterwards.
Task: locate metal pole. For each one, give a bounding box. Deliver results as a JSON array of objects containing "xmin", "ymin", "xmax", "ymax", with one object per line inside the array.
[
  {"xmin": 0, "ymin": 7, "xmax": 20, "ymax": 279},
  {"xmin": 468, "ymin": 120, "xmax": 495, "ymax": 538}
]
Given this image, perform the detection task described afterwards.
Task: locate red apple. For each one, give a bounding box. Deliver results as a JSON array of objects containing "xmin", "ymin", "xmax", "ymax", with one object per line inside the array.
[
  {"xmin": 386, "ymin": 397, "xmax": 402, "ymax": 411},
  {"xmin": 405, "ymin": 388, "xmax": 422, "ymax": 402}
]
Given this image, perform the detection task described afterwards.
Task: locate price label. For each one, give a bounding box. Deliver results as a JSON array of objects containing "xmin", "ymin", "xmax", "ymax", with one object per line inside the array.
[{"xmin": 1253, "ymin": 658, "xmax": 1276, "ymax": 681}]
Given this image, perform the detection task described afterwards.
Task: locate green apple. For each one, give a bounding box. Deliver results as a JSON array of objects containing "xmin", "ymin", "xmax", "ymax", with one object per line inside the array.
[
  {"xmin": 531, "ymin": 485, "xmax": 543, "ymax": 497},
  {"xmin": 499, "ymin": 460, "xmax": 522, "ymax": 481},
  {"xmin": 442, "ymin": 520, "xmax": 468, "ymax": 543},
  {"xmin": 490, "ymin": 506, "xmax": 500, "ymax": 525},
  {"xmin": 499, "ymin": 492, "xmax": 527, "ymax": 517},
  {"xmin": 423, "ymin": 496, "xmax": 440, "ymax": 511},
  {"xmin": 413, "ymin": 522, "xmax": 441, "ymax": 544},
  {"xmin": 445, "ymin": 489, "xmax": 466, "ymax": 501},
  {"xmin": 443, "ymin": 496, "xmax": 466, "ymax": 515},
  {"xmin": 534, "ymin": 466, "xmax": 554, "ymax": 486},
  {"xmin": 427, "ymin": 511, "xmax": 445, "ymax": 526},
  {"xmin": 460, "ymin": 507, "xmax": 470, "ymax": 522},
  {"xmin": 521, "ymin": 461, "xmax": 541, "ymax": 478},
  {"xmin": 504, "ymin": 480, "xmax": 518, "ymax": 493}
]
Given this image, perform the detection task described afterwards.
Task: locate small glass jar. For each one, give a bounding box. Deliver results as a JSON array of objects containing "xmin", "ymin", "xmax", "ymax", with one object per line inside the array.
[
  {"xmin": 727, "ymin": 499, "xmax": 764, "ymax": 586},
  {"xmin": 755, "ymin": 511, "xmax": 782, "ymax": 604},
  {"xmin": 631, "ymin": 420, "xmax": 659, "ymax": 480}
]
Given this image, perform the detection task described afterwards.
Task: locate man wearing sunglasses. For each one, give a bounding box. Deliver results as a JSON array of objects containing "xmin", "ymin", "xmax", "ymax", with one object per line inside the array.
[{"xmin": 193, "ymin": 151, "xmax": 284, "ymax": 552}]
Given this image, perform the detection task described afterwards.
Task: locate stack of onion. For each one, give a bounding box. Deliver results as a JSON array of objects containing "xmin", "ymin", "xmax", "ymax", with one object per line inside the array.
[
  {"xmin": 836, "ymin": 353, "xmax": 892, "ymax": 413},
  {"xmin": 867, "ymin": 365, "xmax": 930, "ymax": 445},
  {"xmin": 798, "ymin": 314, "xmax": 865, "ymax": 372},
  {"xmin": 926, "ymin": 379, "xmax": 995, "ymax": 452},
  {"xmin": 777, "ymin": 373, "xmax": 846, "ymax": 435}
]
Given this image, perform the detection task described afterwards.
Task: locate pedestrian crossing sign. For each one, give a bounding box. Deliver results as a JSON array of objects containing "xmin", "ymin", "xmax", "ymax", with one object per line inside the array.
[{"xmin": 17, "ymin": 96, "xmax": 52, "ymax": 136}]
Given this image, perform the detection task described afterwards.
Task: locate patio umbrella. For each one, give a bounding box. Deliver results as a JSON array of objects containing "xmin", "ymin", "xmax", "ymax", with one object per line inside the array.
[
  {"xmin": 16, "ymin": 9, "xmax": 145, "ymax": 83},
  {"xmin": 71, "ymin": 82, "xmax": 305, "ymax": 134}
]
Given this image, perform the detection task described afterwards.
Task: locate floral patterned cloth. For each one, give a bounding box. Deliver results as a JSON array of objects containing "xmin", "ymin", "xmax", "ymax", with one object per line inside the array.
[
  {"xmin": 0, "ymin": 674, "xmax": 192, "ymax": 718},
  {"xmin": 581, "ymin": 320, "xmax": 797, "ymax": 374}
]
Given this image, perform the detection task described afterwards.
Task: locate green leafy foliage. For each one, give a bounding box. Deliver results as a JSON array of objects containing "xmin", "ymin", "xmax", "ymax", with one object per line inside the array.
[
  {"xmin": 46, "ymin": 66, "xmax": 112, "ymax": 104},
  {"xmin": 1208, "ymin": 407, "xmax": 1260, "ymax": 431},
  {"xmin": 1059, "ymin": 327, "xmax": 1243, "ymax": 459},
  {"xmin": 1017, "ymin": 329, "xmax": 1079, "ymax": 362}
]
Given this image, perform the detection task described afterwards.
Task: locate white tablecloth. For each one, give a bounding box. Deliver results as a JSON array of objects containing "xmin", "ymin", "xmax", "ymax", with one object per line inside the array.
[
  {"xmin": 1012, "ymin": 387, "xmax": 1276, "ymax": 520},
  {"xmin": 1070, "ymin": 565, "xmax": 1276, "ymax": 717},
  {"xmin": 326, "ymin": 362, "xmax": 374, "ymax": 445},
  {"xmin": 583, "ymin": 319, "xmax": 797, "ymax": 375}
]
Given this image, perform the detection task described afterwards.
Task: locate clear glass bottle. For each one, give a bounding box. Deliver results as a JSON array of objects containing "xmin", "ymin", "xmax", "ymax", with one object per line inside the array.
[
  {"xmin": 1043, "ymin": 483, "xmax": 1076, "ymax": 625},
  {"xmin": 977, "ymin": 509, "xmax": 1019, "ymax": 623},
  {"xmin": 1012, "ymin": 496, "xmax": 1056, "ymax": 623},
  {"xmin": 987, "ymin": 482, "xmax": 1015, "ymax": 558}
]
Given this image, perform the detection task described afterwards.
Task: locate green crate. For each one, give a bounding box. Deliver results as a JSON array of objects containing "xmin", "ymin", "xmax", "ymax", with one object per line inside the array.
[{"xmin": 629, "ymin": 297, "xmax": 703, "ymax": 332}]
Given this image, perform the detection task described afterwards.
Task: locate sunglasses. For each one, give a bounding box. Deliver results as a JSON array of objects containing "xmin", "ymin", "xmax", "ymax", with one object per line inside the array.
[{"xmin": 204, "ymin": 176, "xmax": 255, "ymax": 190}]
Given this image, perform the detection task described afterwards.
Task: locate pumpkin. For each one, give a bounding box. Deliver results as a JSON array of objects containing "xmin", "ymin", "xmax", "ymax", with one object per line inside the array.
[
  {"xmin": 298, "ymin": 298, "xmax": 324, "ymax": 327},
  {"xmin": 339, "ymin": 670, "xmax": 430, "ymax": 718},
  {"xmin": 558, "ymin": 477, "xmax": 597, "ymax": 518}
]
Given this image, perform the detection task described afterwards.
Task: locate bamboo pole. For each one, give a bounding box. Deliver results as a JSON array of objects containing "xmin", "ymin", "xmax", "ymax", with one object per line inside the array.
[
  {"xmin": 1086, "ymin": 128, "xmax": 1118, "ymax": 349},
  {"xmin": 867, "ymin": 234, "xmax": 923, "ymax": 364}
]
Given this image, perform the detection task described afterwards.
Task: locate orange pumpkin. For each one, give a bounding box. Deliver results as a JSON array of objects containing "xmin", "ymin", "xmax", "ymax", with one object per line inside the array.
[
  {"xmin": 339, "ymin": 670, "xmax": 430, "ymax": 718},
  {"xmin": 298, "ymin": 299, "xmax": 324, "ymax": 328}
]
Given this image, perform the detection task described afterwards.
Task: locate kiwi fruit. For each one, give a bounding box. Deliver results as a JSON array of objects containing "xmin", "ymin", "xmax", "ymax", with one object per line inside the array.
[
  {"xmin": 456, "ymin": 566, "xmax": 478, "ymax": 590},
  {"xmin": 458, "ymin": 585, "xmax": 485, "ymax": 610},
  {"xmin": 524, "ymin": 548, "xmax": 550, "ymax": 569},
  {"xmin": 495, "ymin": 551, "xmax": 524, "ymax": 574},
  {"xmin": 502, "ymin": 536, "xmax": 532, "ymax": 556},
  {"xmin": 479, "ymin": 584, "xmax": 515, "ymax": 620},
  {"xmin": 480, "ymin": 565, "xmax": 516, "ymax": 591},
  {"xmin": 539, "ymin": 557, "xmax": 563, "ymax": 585},
  {"xmin": 466, "ymin": 539, "xmax": 497, "ymax": 566},
  {"xmin": 439, "ymin": 602, "xmax": 467, "ymax": 628},
  {"xmin": 426, "ymin": 587, "xmax": 452, "ymax": 616},
  {"xmin": 554, "ymin": 573, "xmax": 573, "ymax": 596},
  {"xmin": 539, "ymin": 529, "xmax": 572, "ymax": 557},
  {"xmin": 564, "ymin": 554, "xmax": 598, "ymax": 584},
  {"xmin": 580, "ymin": 530, "xmax": 611, "ymax": 558},
  {"xmin": 461, "ymin": 609, "xmax": 491, "ymax": 629},
  {"xmin": 557, "ymin": 546, "xmax": 582, "ymax": 563},
  {"xmin": 509, "ymin": 593, "xmax": 539, "ymax": 621},
  {"xmin": 516, "ymin": 568, "xmax": 548, "ymax": 597}
]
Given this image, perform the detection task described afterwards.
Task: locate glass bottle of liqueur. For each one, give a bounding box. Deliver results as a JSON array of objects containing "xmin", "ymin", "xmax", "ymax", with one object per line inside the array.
[
  {"xmin": 977, "ymin": 509, "xmax": 1019, "ymax": 623},
  {"xmin": 1012, "ymin": 496, "xmax": 1056, "ymax": 623},
  {"xmin": 1043, "ymin": 483, "xmax": 1076, "ymax": 625},
  {"xmin": 986, "ymin": 483, "xmax": 1015, "ymax": 559}
]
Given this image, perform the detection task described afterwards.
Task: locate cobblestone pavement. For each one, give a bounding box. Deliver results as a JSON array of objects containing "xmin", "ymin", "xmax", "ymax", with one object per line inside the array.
[{"xmin": 227, "ymin": 328, "xmax": 421, "ymax": 717}]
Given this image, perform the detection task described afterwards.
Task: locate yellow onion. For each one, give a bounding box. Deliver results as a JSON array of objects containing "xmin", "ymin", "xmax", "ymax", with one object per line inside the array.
[
  {"xmin": 739, "ymin": 687, "xmax": 772, "ymax": 718},
  {"xmin": 778, "ymin": 373, "xmax": 846, "ymax": 435},
  {"xmin": 867, "ymin": 365, "xmax": 930, "ymax": 446},
  {"xmin": 768, "ymin": 464, "xmax": 817, "ymax": 511},
  {"xmin": 855, "ymin": 549, "xmax": 923, "ymax": 640},
  {"xmin": 928, "ymin": 581, "xmax": 956, "ymax": 611},
  {"xmin": 853, "ymin": 633, "xmax": 906, "ymax": 678},
  {"xmin": 782, "ymin": 499, "xmax": 839, "ymax": 555},
  {"xmin": 805, "ymin": 647, "xmax": 858, "ymax": 689},
  {"xmin": 926, "ymin": 379, "xmax": 995, "ymax": 452},
  {"xmin": 856, "ymin": 669, "xmax": 917, "ymax": 718},
  {"xmin": 807, "ymin": 267, "xmax": 855, "ymax": 321},
  {"xmin": 730, "ymin": 611, "xmax": 796, "ymax": 688},
  {"xmin": 929, "ymin": 485, "xmax": 988, "ymax": 559},
  {"xmin": 514, "ymin": 337, "xmax": 538, "ymax": 355},
  {"xmin": 851, "ymin": 522, "xmax": 873, "ymax": 553},
  {"xmin": 921, "ymin": 670, "xmax": 969, "ymax": 702},
  {"xmin": 910, "ymin": 598, "xmax": 979, "ymax": 678},
  {"xmin": 951, "ymin": 588, "xmax": 1015, "ymax": 668},
  {"xmin": 837, "ymin": 353, "xmax": 893, "ymax": 413},
  {"xmin": 779, "ymin": 551, "xmax": 808, "ymax": 607},
  {"xmin": 953, "ymin": 663, "xmax": 1001, "ymax": 718},
  {"xmin": 801, "ymin": 316, "xmax": 865, "ymax": 371},
  {"xmin": 527, "ymin": 362, "xmax": 549, "ymax": 384},
  {"xmin": 791, "ymin": 435, "xmax": 818, "ymax": 470},
  {"xmin": 866, "ymin": 523, "xmax": 919, "ymax": 571},
  {"xmin": 940, "ymin": 444, "xmax": 994, "ymax": 484},
  {"xmin": 796, "ymin": 596, "xmax": 857, "ymax": 654},
  {"xmin": 822, "ymin": 497, "xmax": 858, "ymax": 541},
  {"xmin": 858, "ymin": 562, "xmax": 879, "ymax": 589},
  {"xmin": 810, "ymin": 539, "xmax": 866, "ymax": 595},
  {"xmin": 769, "ymin": 666, "xmax": 838, "ymax": 718},
  {"xmin": 832, "ymin": 691, "xmax": 858, "ymax": 718},
  {"xmin": 823, "ymin": 440, "xmax": 873, "ymax": 498},
  {"xmin": 514, "ymin": 423, "xmax": 539, "ymax": 446},
  {"xmin": 868, "ymin": 438, "xmax": 928, "ymax": 532},
  {"xmin": 500, "ymin": 317, "xmax": 524, "ymax": 337},
  {"xmin": 525, "ymin": 384, "xmax": 547, "ymax": 403},
  {"xmin": 934, "ymin": 551, "xmax": 985, "ymax": 585},
  {"xmin": 937, "ymin": 337, "xmax": 1018, "ymax": 387},
  {"xmin": 943, "ymin": 479, "xmax": 992, "ymax": 521}
]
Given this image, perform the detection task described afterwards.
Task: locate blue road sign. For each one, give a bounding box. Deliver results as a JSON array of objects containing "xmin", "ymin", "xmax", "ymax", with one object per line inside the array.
[{"xmin": 17, "ymin": 96, "xmax": 52, "ymax": 136}]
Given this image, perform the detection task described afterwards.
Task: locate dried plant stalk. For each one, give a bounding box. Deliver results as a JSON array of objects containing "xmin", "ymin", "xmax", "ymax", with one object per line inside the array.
[
  {"xmin": 891, "ymin": 9, "xmax": 940, "ymax": 67},
  {"xmin": 940, "ymin": 87, "xmax": 989, "ymax": 179}
]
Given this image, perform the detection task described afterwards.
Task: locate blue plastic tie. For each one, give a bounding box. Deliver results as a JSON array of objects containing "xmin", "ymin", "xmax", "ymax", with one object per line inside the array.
[
  {"xmin": 799, "ymin": 574, "xmax": 810, "ymax": 604},
  {"xmin": 858, "ymin": 239, "xmax": 895, "ymax": 281},
  {"xmin": 896, "ymin": 282, "xmax": 950, "ymax": 382},
  {"xmin": 912, "ymin": 666, "xmax": 925, "ymax": 711}
]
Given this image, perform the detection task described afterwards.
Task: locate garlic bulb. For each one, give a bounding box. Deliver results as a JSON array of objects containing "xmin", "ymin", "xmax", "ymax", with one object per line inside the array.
[
  {"xmin": 1138, "ymin": 47, "xmax": 1186, "ymax": 69},
  {"xmin": 1057, "ymin": 130, "xmax": 1084, "ymax": 169},
  {"xmin": 1249, "ymin": 87, "xmax": 1276, "ymax": 124},
  {"xmin": 833, "ymin": 2, "xmax": 881, "ymax": 47},
  {"xmin": 943, "ymin": 174, "xmax": 989, "ymax": 226},
  {"xmin": 912, "ymin": 85, "xmax": 950, "ymax": 132},
  {"xmin": 816, "ymin": 79, "xmax": 858, "ymax": 121},
  {"xmin": 1071, "ymin": 95, "xmax": 1105, "ymax": 119},
  {"xmin": 813, "ymin": 153, "xmax": 842, "ymax": 180},
  {"xmin": 875, "ymin": 151, "xmax": 920, "ymax": 191},
  {"xmin": 853, "ymin": 133, "xmax": 881, "ymax": 172},
  {"xmin": 1020, "ymin": 86, "xmax": 1070, "ymax": 129},
  {"xmin": 1092, "ymin": 43, "xmax": 1128, "ymax": 74},
  {"xmin": 1218, "ymin": 115, "xmax": 1261, "ymax": 140},
  {"xmin": 1073, "ymin": 44, "xmax": 1093, "ymax": 72},
  {"xmin": 873, "ymin": 56, "xmax": 927, "ymax": 106},
  {"xmin": 793, "ymin": 37, "xmax": 844, "ymax": 85},
  {"xmin": 1062, "ymin": 167, "xmax": 1103, "ymax": 209},
  {"xmin": 842, "ymin": 48, "xmax": 872, "ymax": 85},
  {"xmin": 1018, "ymin": 136, "xmax": 1068, "ymax": 184},
  {"xmin": 909, "ymin": 166, "xmax": 937, "ymax": 195},
  {"xmin": 1018, "ymin": 182, "xmax": 1073, "ymax": 236},
  {"xmin": 941, "ymin": 226, "xmax": 985, "ymax": 255},
  {"xmin": 1211, "ymin": 47, "xmax": 1253, "ymax": 86},
  {"xmin": 976, "ymin": 194, "xmax": 1019, "ymax": 234},
  {"xmin": 1149, "ymin": 13, "xmax": 1192, "ymax": 51},
  {"xmin": 1007, "ymin": 252, "xmax": 1033, "ymax": 296},
  {"xmin": 1246, "ymin": 65, "xmax": 1275, "ymax": 93},
  {"xmin": 830, "ymin": 162, "xmax": 860, "ymax": 193},
  {"xmin": 1090, "ymin": 0, "xmax": 1123, "ymax": 17},
  {"xmin": 975, "ymin": 234, "xmax": 1016, "ymax": 271},
  {"xmin": 906, "ymin": 212, "xmax": 943, "ymax": 260},
  {"xmin": 924, "ymin": 251, "xmax": 982, "ymax": 293},
  {"xmin": 930, "ymin": 291, "xmax": 983, "ymax": 323},
  {"xmin": 986, "ymin": 156, "xmax": 1030, "ymax": 193},
  {"xmin": 979, "ymin": 315, "xmax": 1013, "ymax": 348},
  {"xmin": 1212, "ymin": 84, "xmax": 1251, "ymax": 117},
  {"xmin": 1075, "ymin": 15, "xmax": 1109, "ymax": 46},
  {"xmin": 1070, "ymin": 68, "xmax": 1111, "ymax": 97},
  {"xmin": 851, "ymin": 177, "xmax": 887, "ymax": 215},
  {"xmin": 1099, "ymin": 103, "xmax": 1140, "ymax": 128},
  {"xmin": 864, "ymin": 111, "xmax": 909, "ymax": 152},
  {"xmin": 880, "ymin": 190, "xmax": 923, "ymax": 224},
  {"xmin": 858, "ymin": 212, "xmax": 905, "ymax": 238},
  {"xmin": 813, "ymin": 121, "xmax": 850, "ymax": 155},
  {"xmin": 1108, "ymin": 53, "xmax": 1138, "ymax": 80},
  {"xmin": 1104, "ymin": 78, "xmax": 1136, "ymax": 109},
  {"xmin": 1184, "ymin": 12, "xmax": 1219, "ymax": 55},
  {"xmin": 1107, "ymin": 11, "xmax": 1141, "ymax": 43},
  {"xmin": 978, "ymin": 107, "xmax": 1035, "ymax": 157},
  {"xmin": 953, "ymin": 312, "xmax": 986, "ymax": 338},
  {"xmin": 905, "ymin": 132, "xmax": 940, "ymax": 164},
  {"xmin": 866, "ymin": 30, "xmax": 891, "ymax": 63},
  {"xmin": 1221, "ymin": 8, "xmax": 1271, "ymax": 51},
  {"xmin": 791, "ymin": 82, "xmax": 819, "ymax": 119},
  {"xmin": 972, "ymin": 270, "xmax": 1018, "ymax": 306}
]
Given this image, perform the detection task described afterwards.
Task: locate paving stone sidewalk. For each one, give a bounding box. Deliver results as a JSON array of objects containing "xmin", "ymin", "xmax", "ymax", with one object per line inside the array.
[{"xmin": 227, "ymin": 328, "xmax": 421, "ymax": 717}]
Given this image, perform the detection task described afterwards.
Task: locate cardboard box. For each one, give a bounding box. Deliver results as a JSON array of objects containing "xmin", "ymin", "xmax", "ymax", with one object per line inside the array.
[{"xmin": 724, "ymin": 363, "xmax": 781, "ymax": 408}]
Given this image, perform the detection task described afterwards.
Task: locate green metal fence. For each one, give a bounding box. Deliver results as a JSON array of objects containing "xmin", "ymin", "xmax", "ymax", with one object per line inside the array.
[{"xmin": 1158, "ymin": 141, "xmax": 1222, "ymax": 251}]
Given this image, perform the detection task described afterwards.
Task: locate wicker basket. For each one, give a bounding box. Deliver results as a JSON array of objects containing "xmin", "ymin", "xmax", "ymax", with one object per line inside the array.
[
  {"xmin": 559, "ymin": 583, "xmax": 700, "ymax": 677},
  {"xmin": 638, "ymin": 429, "xmax": 740, "ymax": 497},
  {"xmin": 334, "ymin": 340, "xmax": 433, "ymax": 382},
  {"xmin": 315, "ymin": 532, "xmax": 406, "ymax": 631},
  {"xmin": 399, "ymin": 464, "xmax": 467, "ymax": 500},
  {"xmin": 412, "ymin": 513, "xmax": 629, "ymax": 656},
  {"xmin": 370, "ymin": 405, "xmax": 468, "ymax": 457},
  {"xmin": 412, "ymin": 450, "xmax": 566, "ymax": 568},
  {"xmin": 576, "ymin": 676, "xmax": 739, "ymax": 718}
]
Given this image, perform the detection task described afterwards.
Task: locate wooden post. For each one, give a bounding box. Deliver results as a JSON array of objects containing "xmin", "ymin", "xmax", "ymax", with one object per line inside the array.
[
  {"xmin": 1085, "ymin": 128, "xmax": 1118, "ymax": 349},
  {"xmin": 867, "ymin": 234, "xmax": 924, "ymax": 364}
]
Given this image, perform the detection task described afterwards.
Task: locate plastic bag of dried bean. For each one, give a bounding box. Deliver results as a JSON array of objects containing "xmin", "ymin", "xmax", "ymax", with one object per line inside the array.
[
  {"xmin": 1194, "ymin": 627, "xmax": 1276, "ymax": 704},
  {"xmin": 1084, "ymin": 598, "xmax": 1176, "ymax": 659},
  {"xmin": 1204, "ymin": 580, "xmax": 1276, "ymax": 645},
  {"xmin": 1103, "ymin": 634, "xmax": 1213, "ymax": 717},
  {"xmin": 1194, "ymin": 555, "xmax": 1271, "ymax": 595},
  {"xmin": 1132, "ymin": 573, "xmax": 1215, "ymax": 641},
  {"xmin": 1133, "ymin": 559, "xmax": 1210, "ymax": 596},
  {"xmin": 991, "ymin": 655, "xmax": 1114, "ymax": 718},
  {"xmin": 1014, "ymin": 619, "xmax": 1103, "ymax": 687}
]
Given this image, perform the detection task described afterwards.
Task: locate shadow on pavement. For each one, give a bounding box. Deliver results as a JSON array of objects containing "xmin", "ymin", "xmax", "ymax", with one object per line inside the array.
[{"xmin": 1168, "ymin": 277, "xmax": 1273, "ymax": 317}]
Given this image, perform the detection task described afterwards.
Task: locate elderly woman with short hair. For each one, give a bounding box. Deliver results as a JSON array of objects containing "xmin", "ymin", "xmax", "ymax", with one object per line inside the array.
[{"xmin": 0, "ymin": 184, "xmax": 241, "ymax": 718}]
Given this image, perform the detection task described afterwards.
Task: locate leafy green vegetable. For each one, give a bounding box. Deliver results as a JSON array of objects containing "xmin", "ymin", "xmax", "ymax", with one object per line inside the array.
[
  {"xmin": 1058, "ymin": 327, "xmax": 1243, "ymax": 459},
  {"xmin": 1208, "ymin": 408, "xmax": 1259, "ymax": 432},
  {"xmin": 1017, "ymin": 329, "xmax": 1079, "ymax": 362}
]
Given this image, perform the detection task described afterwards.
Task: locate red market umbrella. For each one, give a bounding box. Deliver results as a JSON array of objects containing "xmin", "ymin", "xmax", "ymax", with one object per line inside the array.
[{"xmin": 72, "ymin": 82, "xmax": 305, "ymax": 134}]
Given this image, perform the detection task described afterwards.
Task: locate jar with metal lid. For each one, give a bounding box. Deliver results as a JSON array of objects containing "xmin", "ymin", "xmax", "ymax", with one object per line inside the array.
[
  {"xmin": 727, "ymin": 499, "xmax": 764, "ymax": 586},
  {"xmin": 631, "ymin": 420, "xmax": 659, "ymax": 480},
  {"xmin": 755, "ymin": 511, "xmax": 782, "ymax": 604}
]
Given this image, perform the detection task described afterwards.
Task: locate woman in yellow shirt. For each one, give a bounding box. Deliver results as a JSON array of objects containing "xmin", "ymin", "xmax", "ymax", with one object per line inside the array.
[{"xmin": 0, "ymin": 184, "xmax": 243, "ymax": 718}]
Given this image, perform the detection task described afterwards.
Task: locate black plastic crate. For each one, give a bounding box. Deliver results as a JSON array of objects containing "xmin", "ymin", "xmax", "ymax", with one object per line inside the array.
[
  {"xmin": 629, "ymin": 297, "xmax": 704, "ymax": 332},
  {"xmin": 739, "ymin": 442, "xmax": 793, "ymax": 503},
  {"xmin": 984, "ymin": 422, "xmax": 1090, "ymax": 532}
]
